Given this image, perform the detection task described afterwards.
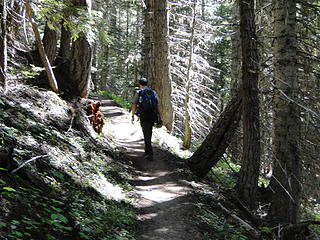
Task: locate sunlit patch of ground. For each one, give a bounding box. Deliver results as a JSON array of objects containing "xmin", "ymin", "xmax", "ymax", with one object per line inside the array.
[{"xmin": 100, "ymin": 96, "xmax": 203, "ymax": 240}]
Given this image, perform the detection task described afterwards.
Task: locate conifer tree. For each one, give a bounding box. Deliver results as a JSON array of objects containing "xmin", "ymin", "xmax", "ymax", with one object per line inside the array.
[{"xmin": 269, "ymin": 0, "xmax": 301, "ymax": 224}]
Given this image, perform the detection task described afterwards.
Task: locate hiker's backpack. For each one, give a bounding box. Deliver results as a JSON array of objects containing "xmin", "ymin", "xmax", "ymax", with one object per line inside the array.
[{"xmin": 138, "ymin": 88, "xmax": 158, "ymax": 121}]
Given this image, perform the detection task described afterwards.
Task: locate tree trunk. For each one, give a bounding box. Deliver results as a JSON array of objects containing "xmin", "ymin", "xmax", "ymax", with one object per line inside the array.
[
  {"xmin": 42, "ymin": 21, "xmax": 57, "ymax": 64},
  {"xmin": 228, "ymin": 2, "xmax": 242, "ymax": 163},
  {"xmin": 269, "ymin": 0, "xmax": 301, "ymax": 223},
  {"xmin": 237, "ymin": 0, "xmax": 261, "ymax": 209},
  {"xmin": 0, "ymin": 0, "xmax": 7, "ymax": 90},
  {"xmin": 230, "ymin": 3, "xmax": 241, "ymax": 95},
  {"xmin": 69, "ymin": 35, "xmax": 92, "ymax": 98},
  {"xmin": 55, "ymin": 20, "xmax": 71, "ymax": 65},
  {"xmin": 69, "ymin": 0, "xmax": 92, "ymax": 98},
  {"xmin": 153, "ymin": 0, "xmax": 173, "ymax": 131},
  {"xmin": 126, "ymin": 1, "xmax": 129, "ymax": 83},
  {"xmin": 99, "ymin": 0, "xmax": 109, "ymax": 91},
  {"xmin": 183, "ymin": 0, "xmax": 197, "ymax": 149},
  {"xmin": 101, "ymin": 46, "xmax": 109, "ymax": 90},
  {"xmin": 24, "ymin": 0, "xmax": 59, "ymax": 93},
  {"xmin": 143, "ymin": 0, "xmax": 155, "ymax": 85},
  {"xmin": 188, "ymin": 91, "xmax": 242, "ymax": 177}
]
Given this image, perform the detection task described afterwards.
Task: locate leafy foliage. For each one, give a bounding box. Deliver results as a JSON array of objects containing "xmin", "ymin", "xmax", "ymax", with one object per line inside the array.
[{"xmin": 206, "ymin": 158, "xmax": 239, "ymax": 188}]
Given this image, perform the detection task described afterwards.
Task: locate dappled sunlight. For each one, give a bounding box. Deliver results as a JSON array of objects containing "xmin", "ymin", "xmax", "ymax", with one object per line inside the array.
[
  {"xmin": 153, "ymin": 127, "xmax": 192, "ymax": 159},
  {"xmin": 138, "ymin": 170, "xmax": 168, "ymax": 178},
  {"xmin": 135, "ymin": 182, "xmax": 188, "ymax": 205},
  {"xmin": 89, "ymin": 173, "xmax": 125, "ymax": 201},
  {"xmin": 97, "ymin": 94, "xmax": 202, "ymax": 239},
  {"xmin": 103, "ymin": 110, "xmax": 143, "ymax": 142},
  {"xmin": 137, "ymin": 176, "xmax": 157, "ymax": 181}
]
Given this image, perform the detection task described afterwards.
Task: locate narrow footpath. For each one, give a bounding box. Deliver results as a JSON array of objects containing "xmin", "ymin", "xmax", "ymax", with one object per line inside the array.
[{"xmin": 90, "ymin": 94, "xmax": 204, "ymax": 240}]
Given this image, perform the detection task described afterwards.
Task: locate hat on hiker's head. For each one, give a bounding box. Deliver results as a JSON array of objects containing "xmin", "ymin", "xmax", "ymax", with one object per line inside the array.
[{"xmin": 138, "ymin": 78, "xmax": 148, "ymax": 86}]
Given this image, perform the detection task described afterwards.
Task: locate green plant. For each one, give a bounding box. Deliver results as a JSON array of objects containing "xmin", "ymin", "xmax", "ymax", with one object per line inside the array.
[
  {"xmin": 2, "ymin": 186, "xmax": 17, "ymax": 198},
  {"xmin": 99, "ymin": 90, "xmax": 131, "ymax": 110},
  {"xmin": 206, "ymin": 159, "xmax": 239, "ymax": 188},
  {"xmin": 198, "ymin": 208, "xmax": 247, "ymax": 240},
  {"xmin": 0, "ymin": 221, "xmax": 7, "ymax": 228},
  {"xmin": 260, "ymin": 226, "xmax": 272, "ymax": 234}
]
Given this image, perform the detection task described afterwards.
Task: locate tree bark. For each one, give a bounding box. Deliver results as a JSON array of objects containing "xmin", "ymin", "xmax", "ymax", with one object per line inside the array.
[
  {"xmin": 269, "ymin": 0, "xmax": 301, "ymax": 224},
  {"xmin": 183, "ymin": 0, "xmax": 197, "ymax": 149},
  {"xmin": 153, "ymin": 0, "xmax": 173, "ymax": 131},
  {"xmin": 188, "ymin": 91, "xmax": 242, "ymax": 177},
  {"xmin": 143, "ymin": 0, "xmax": 155, "ymax": 85},
  {"xmin": 24, "ymin": 0, "xmax": 59, "ymax": 93},
  {"xmin": 0, "ymin": 0, "xmax": 7, "ymax": 90},
  {"xmin": 230, "ymin": 3, "xmax": 241, "ymax": 94},
  {"xmin": 237, "ymin": 0, "xmax": 261, "ymax": 209},
  {"xmin": 70, "ymin": 35, "xmax": 92, "ymax": 98},
  {"xmin": 228, "ymin": 2, "xmax": 242, "ymax": 163},
  {"xmin": 55, "ymin": 21, "xmax": 71, "ymax": 65},
  {"xmin": 69, "ymin": 0, "xmax": 92, "ymax": 98},
  {"xmin": 42, "ymin": 21, "xmax": 58, "ymax": 65}
]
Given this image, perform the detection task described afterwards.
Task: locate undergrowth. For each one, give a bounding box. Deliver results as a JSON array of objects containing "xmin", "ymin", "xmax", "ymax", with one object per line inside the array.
[
  {"xmin": 0, "ymin": 170, "xmax": 136, "ymax": 240},
  {"xmin": 195, "ymin": 194, "xmax": 249, "ymax": 240},
  {"xmin": 0, "ymin": 85, "xmax": 137, "ymax": 240},
  {"xmin": 206, "ymin": 158, "xmax": 240, "ymax": 188}
]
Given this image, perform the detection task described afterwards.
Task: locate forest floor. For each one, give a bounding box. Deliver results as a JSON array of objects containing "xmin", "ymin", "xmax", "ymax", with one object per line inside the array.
[
  {"xmin": 0, "ymin": 82, "xmax": 267, "ymax": 240},
  {"xmin": 91, "ymin": 94, "xmax": 205, "ymax": 240}
]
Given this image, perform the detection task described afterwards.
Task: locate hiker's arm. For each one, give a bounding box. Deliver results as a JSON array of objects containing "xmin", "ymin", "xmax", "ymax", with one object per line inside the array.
[
  {"xmin": 157, "ymin": 104, "xmax": 163, "ymax": 124},
  {"xmin": 131, "ymin": 103, "xmax": 137, "ymax": 122},
  {"xmin": 131, "ymin": 90, "xmax": 139, "ymax": 122},
  {"xmin": 155, "ymin": 93, "xmax": 162, "ymax": 123}
]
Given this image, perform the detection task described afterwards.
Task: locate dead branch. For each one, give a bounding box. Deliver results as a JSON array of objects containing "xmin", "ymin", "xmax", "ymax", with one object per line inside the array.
[
  {"xmin": 11, "ymin": 155, "xmax": 48, "ymax": 174},
  {"xmin": 217, "ymin": 202, "xmax": 260, "ymax": 237}
]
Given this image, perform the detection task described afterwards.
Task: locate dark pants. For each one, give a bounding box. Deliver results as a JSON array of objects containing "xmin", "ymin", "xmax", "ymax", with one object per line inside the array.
[{"xmin": 140, "ymin": 119, "xmax": 155, "ymax": 156}]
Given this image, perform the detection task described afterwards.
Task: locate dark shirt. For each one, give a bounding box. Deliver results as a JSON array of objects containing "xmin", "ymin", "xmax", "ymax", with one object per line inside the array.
[{"xmin": 132, "ymin": 86, "xmax": 160, "ymax": 105}]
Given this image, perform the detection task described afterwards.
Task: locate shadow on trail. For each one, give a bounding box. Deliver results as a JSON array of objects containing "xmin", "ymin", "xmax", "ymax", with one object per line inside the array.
[
  {"xmin": 135, "ymin": 195, "xmax": 201, "ymax": 240},
  {"xmin": 127, "ymin": 146, "xmax": 203, "ymax": 240},
  {"xmin": 99, "ymin": 96, "xmax": 204, "ymax": 240}
]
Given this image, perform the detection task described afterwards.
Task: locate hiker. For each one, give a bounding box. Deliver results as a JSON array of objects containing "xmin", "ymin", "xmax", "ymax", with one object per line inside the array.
[{"xmin": 131, "ymin": 78, "xmax": 162, "ymax": 161}]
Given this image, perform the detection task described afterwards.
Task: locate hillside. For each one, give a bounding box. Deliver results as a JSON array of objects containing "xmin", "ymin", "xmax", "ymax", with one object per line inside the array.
[{"xmin": 0, "ymin": 81, "xmax": 272, "ymax": 240}]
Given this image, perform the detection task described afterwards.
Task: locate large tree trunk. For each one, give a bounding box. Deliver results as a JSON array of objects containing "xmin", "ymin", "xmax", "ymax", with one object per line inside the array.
[
  {"xmin": 143, "ymin": 0, "xmax": 155, "ymax": 85},
  {"xmin": 69, "ymin": 0, "xmax": 92, "ymax": 98},
  {"xmin": 153, "ymin": 0, "xmax": 173, "ymax": 131},
  {"xmin": 237, "ymin": 0, "xmax": 261, "ymax": 209},
  {"xmin": 188, "ymin": 92, "xmax": 242, "ymax": 177},
  {"xmin": 42, "ymin": 21, "xmax": 58, "ymax": 64},
  {"xmin": 0, "ymin": 0, "xmax": 7, "ymax": 90},
  {"xmin": 230, "ymin": 3, "xmax": 241, "ymax": 95},
  {"xmin": 24, "ymin": 0, "xmax": 59, "ymax": 93},
  {"xmin": 69, "ymin": 35, "xmax": 92, "ymax": 98},
  {"xmin": 228, "ymin": 2, "xmax": 242, "ymax": 163},
  {"xmin": 52, "ymin": 12, "xmax": 71, "ymax": 94},
  {"xmin": 269, "ymin": 0, "xmax": 301, "ymax": 223},
  {"xmin": 55, "ymin": 21, "xmax": 71, "ymax": 65},
  {"xmin": 55, "ymin": 16, "xmax": 71, "ymax": 65}
]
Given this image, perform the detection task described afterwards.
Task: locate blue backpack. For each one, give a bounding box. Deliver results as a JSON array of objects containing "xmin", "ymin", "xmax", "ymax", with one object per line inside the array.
[{"xmin": 138, "ymin": 88, "xmax": 158, "ymax": 120}]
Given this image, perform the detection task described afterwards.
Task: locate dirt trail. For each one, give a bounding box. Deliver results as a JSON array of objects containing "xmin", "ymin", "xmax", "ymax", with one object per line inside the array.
[{"xmin": 90, "ymin": 95, "xmax": 204, "ymax": 240}]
